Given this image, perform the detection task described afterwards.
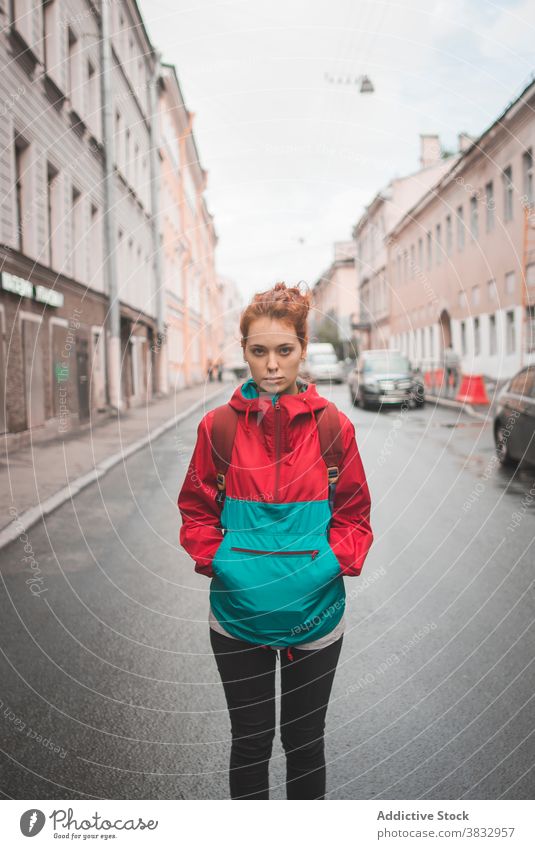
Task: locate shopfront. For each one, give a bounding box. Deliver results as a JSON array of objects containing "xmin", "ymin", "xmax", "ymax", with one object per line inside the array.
[{"xmin": 0, "ymin": 264, "xmax": 108, "ymax": 435}]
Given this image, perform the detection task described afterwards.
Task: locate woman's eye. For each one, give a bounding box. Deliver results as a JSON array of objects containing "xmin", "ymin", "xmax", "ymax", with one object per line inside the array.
[{"xmin": 251, "ymin": 348, "xmax": 292, "ymax": 355}]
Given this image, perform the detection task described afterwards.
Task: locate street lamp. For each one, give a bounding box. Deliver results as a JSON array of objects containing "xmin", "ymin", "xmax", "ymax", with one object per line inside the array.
[{"xmin": 324, "ymin": 73, "xmax": 374, "ymax": 93}]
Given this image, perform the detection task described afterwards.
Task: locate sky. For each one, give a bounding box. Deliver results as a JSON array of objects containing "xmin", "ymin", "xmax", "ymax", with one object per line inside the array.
[{"xmin": 138, "ymin": 0, "xmax": 535, "ymax": 302}]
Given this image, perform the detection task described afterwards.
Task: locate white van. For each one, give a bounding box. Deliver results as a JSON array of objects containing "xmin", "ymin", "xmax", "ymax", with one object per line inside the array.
[{"xmin": 300, "ymin": 342, "xmax": 344, "ymax": 384}]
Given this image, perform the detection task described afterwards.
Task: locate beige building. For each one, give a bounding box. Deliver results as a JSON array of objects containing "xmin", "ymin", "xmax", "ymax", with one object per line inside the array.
[
  {"xmin": 159, "ymin": 64, "xmax": 220, "ymax": 391},
  {"xmin": 388, "ymin": 79, "xmax": 535, "ymax": 380},
  {"xmin": 353, "ymin": 135, "xmax": 462, "ymax": 351},
  {"xmin": 311, "ymin": 241, "xmax": 357, "ymax": 357}
]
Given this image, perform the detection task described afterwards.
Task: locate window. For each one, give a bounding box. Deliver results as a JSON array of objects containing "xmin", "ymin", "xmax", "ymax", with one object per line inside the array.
[
  {"xmin": 509, "ymin": 368, "xmax": 535, "ymax": 397},
  {"xmin": 12, "ymin": 0, "xmax": 35, "ymax": 50},
  {"xmin": 485, "ymin": 181, "xmax": 494, "ymax": 231},
  {"xmin": 460, "ymin": 320, "xmax": 467, "ymax": 355},
  {"xmin": 46, "ymin": 161, "xmax": 59, "ymax": 267},
  {"xmin": 522, "ymin": 148, "xmax": 533, "ymax": 207},
  {"xmin": 487, "ymin": 278, "xmax": 496, "ymax": 300},
  {"xmin": 418, "ymin": 237, "xmax": 423, "ymax": 269},
  {"xmin": 489, "ymin": 314, "xmax": 497, "ymax": 355},
  {"xmin": 474, "ymin": 316, "xmax": 480, "ymax": 356},
  {"xmin": 89, "ymin": 203, "xmax": 103, "ymax": 288},
  {"xmin": 87, "ymin": 60, "xmax": 100, "ymax": 138},
  {"xmin": 457, "ymin": 205, "xmax": 464, "ymax": 250},
  {"xmin": 446, "ymin": 214, "xmax": 452, "ymax": 254},
  {"xmin": 502, "ymin": 165, "xmax": 513, "ymax": 221},
  {"xmin": 527, "ymin": 263, "xmax": 535, "ymax": 288},
  {"xmin": 426, "ymin": 230, "xmax": 432, "ymax": 269},
  {"xmin": 14, "ymin": 133, "xmax": 30, "ymax": 252},
  {"xmin": 115, "ymin": 109, "xmax": 122, "ymax": 169},
  {"xmin": 397, "ymin": 253, "xmax": 401, "ymax": 285},
  {"xmin": 470, "ymin": 195, "xmax": 478, "ymax": 239},
  {"xmin": 68, "ymin": 27, "xmax": 83, "ymax": 117},
  {"xmin": 435, "ymin": 223, "xmax": 442, "ymax": 264},
  {"xmin": 458, "ymin": 290, "xmax": 467, "ymax": 309},
  {"xmin": 505, "ymin": 271, "xmax": 516, "ymax": 295},
  {"xmin": 527, "ymin": 306, "xmax": 535, "ymax": 353},
  {"xmin": 472, "ymin": 285, "xmax": 480, "ymax": 306},
  {"xmin": 403, "ymin": 250, "xmax": 408, "ymax": 283},
  {"xmin": 43, "ymin": 0, "xmax": 62, "ymax": 90},
  {"xmin": 506, "ymin": 309, "xmax": 515, "ymax": 354},
  {"xmin": 125, "ymin": 128, "xmax": 130, "ymax": 180},
  {"xmin": 410, "ymin": 244, "xmax": 415, "ymax": 275},
  {"xmin": 71, "ymin": 185, "xmax": 83, "ymax": 281}
]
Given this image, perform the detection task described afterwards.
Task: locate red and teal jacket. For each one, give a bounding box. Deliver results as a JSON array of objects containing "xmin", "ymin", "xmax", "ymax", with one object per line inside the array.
[{"xmin": 177, "ymin": 378, "xmax": 374, "ymax": 647}]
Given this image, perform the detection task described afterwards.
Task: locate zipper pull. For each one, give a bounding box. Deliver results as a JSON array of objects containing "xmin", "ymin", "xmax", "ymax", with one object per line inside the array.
[{"xmin": 311, "ymin": 550, "xmax": 319, "ymax": 559}]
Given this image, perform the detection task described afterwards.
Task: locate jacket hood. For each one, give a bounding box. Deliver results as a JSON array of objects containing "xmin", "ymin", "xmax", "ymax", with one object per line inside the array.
[{"xmin": 228, "ymin": 376, "xmax": 329, "ymax": 433}]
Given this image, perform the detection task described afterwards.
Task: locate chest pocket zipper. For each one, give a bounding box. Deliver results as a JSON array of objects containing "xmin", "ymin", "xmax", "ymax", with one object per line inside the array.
[{"xmin": 230, "ymin": 546, "xmax": 319, "ymax": 560}]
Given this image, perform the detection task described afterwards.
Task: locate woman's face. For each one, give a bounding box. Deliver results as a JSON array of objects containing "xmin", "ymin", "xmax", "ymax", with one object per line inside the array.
[{"xmin": 243, "ymin": 317, "xmax": 306, "ymax": 394}]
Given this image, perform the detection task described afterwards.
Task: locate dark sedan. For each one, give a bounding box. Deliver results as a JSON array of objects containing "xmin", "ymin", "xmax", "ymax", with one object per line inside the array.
[
  {"xmin": 348, "ymin": 350, "xmax": 425, "ymax": 410},
  {"xmin": 493, "ymin": 365, "xmax": 535, "ymax": 467}
]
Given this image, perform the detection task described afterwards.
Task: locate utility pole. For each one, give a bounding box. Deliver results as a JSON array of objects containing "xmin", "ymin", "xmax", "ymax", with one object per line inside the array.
[
  {"xmin": 100, "ymin": 0, "xmax": 122, "ymax": 412},
  {"xmin": 148, "ymin": 50, "xmax": 167, "ymax": 396}
]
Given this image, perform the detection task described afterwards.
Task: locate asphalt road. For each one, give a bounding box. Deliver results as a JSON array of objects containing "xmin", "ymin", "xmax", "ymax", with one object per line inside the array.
[{"xmin": 1, "ymin": 385, "xmax": 534, "ymax": 800}]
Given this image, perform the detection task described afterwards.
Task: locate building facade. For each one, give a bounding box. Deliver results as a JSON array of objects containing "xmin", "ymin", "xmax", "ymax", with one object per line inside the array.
[
  {"xmin": 159, "ymin": 64, "xmax": 221, "ymax": 391},
  {"xmin": 388, "ymin": 80, "xmax": 535, "ymax": 380},
  {"xmin": 353, "ymin": 135, "xmax": 460, "ymax": 351},
  {"xmin": 0, "ymin": 0, "xmax": 221, "ymax": 437},
  {"xmin": 0, "ymin": 0, "xmax": 110, "ymax": 434},
  {"xmin": 311, "ymin": 241, "xmax": 357, "ymax": 357}
]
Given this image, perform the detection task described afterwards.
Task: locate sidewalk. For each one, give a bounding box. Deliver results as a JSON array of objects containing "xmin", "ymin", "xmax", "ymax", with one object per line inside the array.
[
  {"xmin": 0, "ymin": 380, "xmax": 230, "ymax": 549},
  {"xmin": 425, "ymin": 374, "xmax": 506, "ymax": 421}
]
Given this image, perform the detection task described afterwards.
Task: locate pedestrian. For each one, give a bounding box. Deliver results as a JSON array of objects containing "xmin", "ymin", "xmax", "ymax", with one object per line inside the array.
[
  {"xmin": 177, "ymin": 281, "xmax": 374, "ymax": 800},
  {"xmin": 217, "ymin": 356, "xmax": 223, "ymax": 382},
  {"xmin": 443, "ymin": 344, "xmax": 460, "ymax": 396},
  {"xmin": 207, "ymin": 357, "xmax": 213, "ymax": 382}
]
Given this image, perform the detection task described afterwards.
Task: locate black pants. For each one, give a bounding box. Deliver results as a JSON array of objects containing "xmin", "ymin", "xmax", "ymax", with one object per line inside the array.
[{"xmin": 209, "ymin": 627, "xmax": 343, "ymax": 800}]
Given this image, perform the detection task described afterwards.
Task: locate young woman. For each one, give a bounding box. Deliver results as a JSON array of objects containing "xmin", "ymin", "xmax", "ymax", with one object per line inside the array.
[{"xmin": 177, "ymin": 282, "xmax": 374, "ymax": 800}]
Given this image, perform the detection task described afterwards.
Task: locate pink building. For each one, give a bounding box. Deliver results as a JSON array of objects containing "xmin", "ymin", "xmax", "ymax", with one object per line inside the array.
[
  {"xmin": 353, "ymin": 136, "xmax": 460, "ymax": 351},
  {"xmin": 388, "ymin": 79, "xmax": 535, "ymax": 380},
  {"xmin": 159, "ymin": 64, "xmax": 221, "ymax": 391},
  {"xmin": 312, "ymin": 241, "xmax": 358, "ymax": 357}
]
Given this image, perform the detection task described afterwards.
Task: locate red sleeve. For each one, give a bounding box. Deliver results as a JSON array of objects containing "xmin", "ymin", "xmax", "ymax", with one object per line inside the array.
[
  {"xmin": 177, "ymin": 411, "xmax": 223, "ymax": 578},
  {"xmin": 328, "ymin": 413, "xmax": 374, "ymax": 577}
]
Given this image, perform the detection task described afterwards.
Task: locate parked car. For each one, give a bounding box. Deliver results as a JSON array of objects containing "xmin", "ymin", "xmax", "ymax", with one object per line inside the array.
[
  {"xmin": 300, "ymin": 343, "xmax": 345, "ymax": 384},
  {"xmin": 493, "ymin": 365, "xmax": 535, "ymax": 467},
  {"xmin": 348, "ymin": 349, "xmax": 425, "ymax": 409}
]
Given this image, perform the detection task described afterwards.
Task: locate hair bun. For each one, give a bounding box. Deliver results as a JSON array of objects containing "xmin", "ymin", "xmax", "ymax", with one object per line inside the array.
[{"xmin": 240, "ymin": 280, "xmax": 312, "ymax": 345}]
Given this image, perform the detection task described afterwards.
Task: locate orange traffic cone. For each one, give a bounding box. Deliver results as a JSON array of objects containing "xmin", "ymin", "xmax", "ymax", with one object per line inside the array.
[
  {"xmin": 455, "ymin": 374, "xmax": 489, "ymax": 405},
  {"xmin": 424, "ymin": 370, "xmax": 434, "ymax": 388}
]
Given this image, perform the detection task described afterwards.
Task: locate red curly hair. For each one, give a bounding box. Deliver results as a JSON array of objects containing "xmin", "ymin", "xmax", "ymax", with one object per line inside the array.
[{"xmin": 240, "ymin": 281, "xmax": 312, "ymax": 349}]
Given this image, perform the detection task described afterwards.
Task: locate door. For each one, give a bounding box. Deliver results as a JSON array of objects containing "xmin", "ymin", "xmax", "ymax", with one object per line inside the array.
[
  {"xmin": 76, "ymin": 336, "xmax": 90, "ymax": 422},
  {"xmin": 22, "ymin": 318, "xmax": 45, "ymax": 429},
  {"xmin": 0, "ymin": 315, "xmax": 5, "ymax": 433}
]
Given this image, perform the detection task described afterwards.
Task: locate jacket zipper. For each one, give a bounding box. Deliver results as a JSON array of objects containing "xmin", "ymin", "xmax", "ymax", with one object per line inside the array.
[
  {"xmin": 230, "ymin": 546, "xmax": 319, "ymax": 560},
  {"xmin": 274, "ymin": 399, "xmax": 280, "ymax": 501}
]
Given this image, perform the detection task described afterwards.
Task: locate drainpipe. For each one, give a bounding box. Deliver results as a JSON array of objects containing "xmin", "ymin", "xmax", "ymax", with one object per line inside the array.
[
  {"xmin": 100, "ymin": 0, "xmax": 122, "ymax": 412},
  {"xmin": 148, "ymin": 51, "xmax": 167, "ymax": 395}
]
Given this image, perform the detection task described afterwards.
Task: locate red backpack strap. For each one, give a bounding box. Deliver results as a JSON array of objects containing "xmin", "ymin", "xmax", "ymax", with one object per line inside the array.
[
  {"xmin": 314, "ymin": 402, "xmax": 344, "ymax": 513},
  {"xmin": 211, "ymin": 404, "xmax": 239, "ymax": 504}
]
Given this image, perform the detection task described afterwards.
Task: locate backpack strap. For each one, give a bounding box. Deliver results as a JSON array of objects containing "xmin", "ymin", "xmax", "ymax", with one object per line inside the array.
[
  {"xmin": 211, "ymin": 404, "xmax": 239, "ymax": 505},
  {"xmin": 314, "ymin": 403, "xmax": 344, "ymax": 515},
  {"xmin": 211, "ymin": 400, "xmax": 344, "ymax": 513}
]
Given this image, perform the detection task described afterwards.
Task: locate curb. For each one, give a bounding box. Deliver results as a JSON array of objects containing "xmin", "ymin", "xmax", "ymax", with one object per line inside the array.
[
  {"xmin": 428, "ymin": 393, "xmax": 492, "ymax": 422},
  {"xmin": 0, "ymin": 385, "xmax": 229, "ymax": 552}
]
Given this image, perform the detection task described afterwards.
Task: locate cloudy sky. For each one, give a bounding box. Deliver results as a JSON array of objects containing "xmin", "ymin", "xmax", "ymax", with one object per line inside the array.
[{"xmin": 138, "ymin": 0, "xmax": 535, "ymax": 302}]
